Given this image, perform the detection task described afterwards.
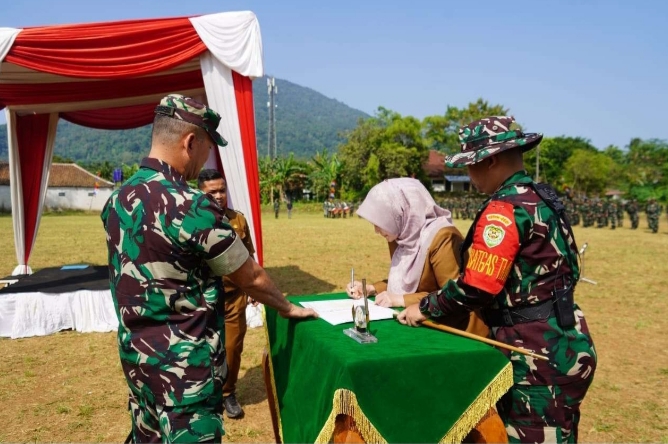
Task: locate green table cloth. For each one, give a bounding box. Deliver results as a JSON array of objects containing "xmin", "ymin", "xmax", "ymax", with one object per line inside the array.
[{"xmin": 265, "ymin": 293, "xmax": 512, "ymax": 443}]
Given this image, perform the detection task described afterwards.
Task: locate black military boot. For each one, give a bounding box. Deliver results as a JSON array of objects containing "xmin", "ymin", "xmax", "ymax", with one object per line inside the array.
[{"xmin": 223, "ymin": 393, "xmax": 244, "ymax": 419}]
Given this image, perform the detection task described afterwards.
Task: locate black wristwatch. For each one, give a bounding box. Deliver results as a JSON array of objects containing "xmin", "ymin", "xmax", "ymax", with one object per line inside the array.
[{"xmin": 419, "ymin": 296, "xmax": 431, "ymax": 316}]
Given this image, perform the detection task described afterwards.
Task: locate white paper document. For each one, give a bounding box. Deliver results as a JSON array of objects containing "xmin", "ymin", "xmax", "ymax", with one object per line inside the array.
[{"xmin": 299, "ymin": 298, "xmax": 397, "ymax": 326}]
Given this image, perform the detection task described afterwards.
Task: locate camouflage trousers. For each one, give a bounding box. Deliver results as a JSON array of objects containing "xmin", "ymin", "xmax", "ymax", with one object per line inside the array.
[
  {"xmin": 648, "ymin": 215, "xmax": 659, "ymax": 233},
  {"xmin": 128, "ymin": 389, "xmax": 224, "ymax": 443},
  {"xmin": 630, "ymin": 213, "xmax": 639, "ymax": 229},
  {"xmin": 497, "ymin": 378, "xmax": 593, "ymax": 443}
]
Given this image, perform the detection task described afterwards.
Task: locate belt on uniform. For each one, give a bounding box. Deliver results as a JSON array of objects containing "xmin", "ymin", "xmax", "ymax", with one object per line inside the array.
[{"xmin": 483, "ymin": 299, "xmax": 554, "ymax": 327}]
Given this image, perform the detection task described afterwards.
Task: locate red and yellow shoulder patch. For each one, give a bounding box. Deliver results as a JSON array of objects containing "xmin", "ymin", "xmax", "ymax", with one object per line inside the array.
[{"xmin": 462, "ymin": 200, "xmax": 519, "ymax": 295}]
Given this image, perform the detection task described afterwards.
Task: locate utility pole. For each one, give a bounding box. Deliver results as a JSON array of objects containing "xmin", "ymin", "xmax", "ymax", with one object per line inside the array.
[{"xmin": 267, "ymin": 76, "xmax": 278, "ymax": 158}]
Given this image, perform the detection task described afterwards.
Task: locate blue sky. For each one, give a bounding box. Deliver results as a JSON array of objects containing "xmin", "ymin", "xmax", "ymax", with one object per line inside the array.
[{"xmin": 1, "ymin": 0, "xmax": 667, "ymax": 149}]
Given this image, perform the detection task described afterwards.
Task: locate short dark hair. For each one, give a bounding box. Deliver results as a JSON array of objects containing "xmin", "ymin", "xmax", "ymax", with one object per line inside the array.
[
  {"xmin": 198, "ymin": 169, "xmax": 224, "ymax": 188},
  {"xmin": 152, "ymin": 114, "xmax": 208, "ymax": 147}
]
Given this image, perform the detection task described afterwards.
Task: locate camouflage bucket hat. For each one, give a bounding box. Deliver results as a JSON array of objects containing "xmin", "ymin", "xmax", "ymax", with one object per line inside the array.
[
  {"xmin": 444, "ymin": 116, "xmax": 542, "ymax": 168},
  {"xmin": 154, "ymin": 94, "xmax": 228, "ymax": 147}
]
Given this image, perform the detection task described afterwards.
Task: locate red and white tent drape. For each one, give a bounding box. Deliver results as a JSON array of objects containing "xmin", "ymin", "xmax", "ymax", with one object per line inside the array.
[{"xmin": 0, "ymin": 11, "xmax": 265, "ymax": 275}]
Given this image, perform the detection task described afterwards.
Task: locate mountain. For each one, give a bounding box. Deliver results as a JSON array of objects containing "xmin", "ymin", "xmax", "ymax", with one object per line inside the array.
[
  {"xmin": 254, "ymin": 77, "xmax": 369, "ymax": 158},
  {"xmin": 0, "ymin": 77, "xmax": 369, "ymax": 164}
]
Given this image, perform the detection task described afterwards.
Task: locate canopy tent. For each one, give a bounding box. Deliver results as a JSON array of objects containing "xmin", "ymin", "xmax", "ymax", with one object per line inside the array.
[{"xmin": 0, "ymin": 11, "xmax": 265, "ymax": 275}]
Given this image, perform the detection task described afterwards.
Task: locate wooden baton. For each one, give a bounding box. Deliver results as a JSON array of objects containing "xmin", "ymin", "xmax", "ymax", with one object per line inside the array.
[{"xmin": 393, "ymin": 312, "xmax": 549, "ymax": 362}]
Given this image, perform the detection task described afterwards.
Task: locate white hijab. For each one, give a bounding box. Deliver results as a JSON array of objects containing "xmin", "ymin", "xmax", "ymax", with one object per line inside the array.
[{"xmin": 356, "ymin": 178, "xmax": 454, "ymax": 295}]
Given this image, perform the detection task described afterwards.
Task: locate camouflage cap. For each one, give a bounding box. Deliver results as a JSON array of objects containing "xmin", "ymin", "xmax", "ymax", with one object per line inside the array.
[
  {"xmin": 155, "ymin": 94, "xmax": 228, "ymax": 147},
  {"xmin": 444, "ymin": 116, "xmax": 542, "ymax": 168}
]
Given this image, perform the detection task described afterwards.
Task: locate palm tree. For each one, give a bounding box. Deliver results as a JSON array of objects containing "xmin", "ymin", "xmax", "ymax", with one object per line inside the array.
[
  {"xmin": 258, "ymin": 154, "xmax": 306, "ymax": 204},
  {"xmin": 272, "ymin": 154, "xmax": 305, "ymax": 202},
  {"xmin": 308, "ymin": 149, "xmax": 343, "ymax": 201},
  {"xmin": 258, "ymin": 155, "xmax": 276, "ymax": 203}
]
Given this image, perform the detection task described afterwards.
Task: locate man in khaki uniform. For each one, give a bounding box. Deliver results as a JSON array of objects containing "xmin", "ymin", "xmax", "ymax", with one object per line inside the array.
[{"xmin": 198, "ymin": 169, "xmax": 256, "ymax": 419}]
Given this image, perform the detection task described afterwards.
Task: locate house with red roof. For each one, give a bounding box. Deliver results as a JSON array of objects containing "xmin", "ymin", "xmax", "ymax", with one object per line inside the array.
[
  {"xmin": 0, "ymin": 162, "xmax": 113, "ymax": 212},
  {"xmin": 423, "ymin": 150, "xmax": 471, "ymax": 192}
]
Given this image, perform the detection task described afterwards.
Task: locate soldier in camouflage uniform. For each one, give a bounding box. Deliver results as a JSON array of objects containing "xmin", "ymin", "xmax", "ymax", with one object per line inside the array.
[
  {"xmin": 566, "ymin": 198, "xmax": 579, "ymax": 226},
  {"xmin": 572, "ymin": 198, "xmax": 582, "ymax": 226},
  {"xmin": 588, "ymin": 199, "xmax": 597, "ymax": 227},
  {"xmin": 607, "ymin": 199, "xmax": 618, "ymax": 230},
  {"xmin": 101, "ymin": 94, "xmax": 316, "ymax": 443},
  {"xmin": 646, "ymin": 198, "xmax": 661, "ymax": 233},
  {"xmin": 616, "ymin": 199, "xmax": 624, "ymax": 227},
  {"xmin": 579, "ymin": 198, "xmax": 590, "ymax": 228},
  {"xmin": 399, "ymin": 116, "xmax": 596, "ymax": 443},
  {"xmin": 626, "ymin": 199, "xmax": 639, "ymax": 229},
  {"xmin": 584, "ymin": 198, "xmax": 594, "ymax": 228},
  {"xmin": 594, "ymin": 200, "xmax": 605, "ymax": 228}
]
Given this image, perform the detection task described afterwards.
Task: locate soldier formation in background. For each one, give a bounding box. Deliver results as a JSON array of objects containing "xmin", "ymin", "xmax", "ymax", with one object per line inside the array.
[
  {"xmin": 322, "ymin": 199, "xmax": 356, "ymax": 218},
  {"xmin": 322, "ymin": 179, "xmax": 357, "ymax": 219},
  {"xmin": 569, "ymin": 196, "xmax": 663, "ymax": 233},
  {"xmin": 441, "ymin": 194, "xmax": 664, "ymax": 233},
  {"xmin": 440, "ymin": 196, "xmax": 487, "ymax": 221}
]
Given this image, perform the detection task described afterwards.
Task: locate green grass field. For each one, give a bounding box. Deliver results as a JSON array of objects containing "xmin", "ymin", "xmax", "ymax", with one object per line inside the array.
[{"xmin": 0, "ymin": 210, "xmax": 667, "ymax": 442}]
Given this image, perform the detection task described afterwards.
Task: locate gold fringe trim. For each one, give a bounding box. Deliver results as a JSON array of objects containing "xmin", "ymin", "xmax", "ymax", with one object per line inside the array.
[
  {"xmin": 439, "ymin": 362, "xmax": 514, "ymax": 443},
  {"xmin": 315, "ymin": 389, "xmax": 387, "ymax": 444},
  {"xmin": 264, "ymin": 306, "xmax": 512, "ymax": 444},
  {"xmin": 262, "ymin": 307, "xmax": 284, "ymax": 443}
]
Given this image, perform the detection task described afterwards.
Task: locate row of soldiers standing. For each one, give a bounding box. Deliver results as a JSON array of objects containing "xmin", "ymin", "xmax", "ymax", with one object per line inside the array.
[
  {"xmin": 323, "ymin": 199, "xmax": 356, "ymax": 218},
  {"xmin": 439, "ymin": 196, "xmax": 487, "ymax": 220},
  {"xmin": 565, "ymin": 197, "xmax": 663, "ymax": 233},
  {"xmin": 440, "ymin": 195, "xmax": 664, "ymax": 233}
]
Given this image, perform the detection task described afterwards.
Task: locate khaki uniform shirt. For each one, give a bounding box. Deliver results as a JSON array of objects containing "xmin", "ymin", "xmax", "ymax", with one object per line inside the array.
[
  {"xmin": 222, "ymin": 207, "xmax": 256, "ymax": 295},
  {"xmin": 373, "ymin": 226, "xmax": 487, "ymax": 335}
]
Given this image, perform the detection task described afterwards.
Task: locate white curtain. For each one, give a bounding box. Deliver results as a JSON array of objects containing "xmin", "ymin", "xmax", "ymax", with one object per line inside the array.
[
  {"xmin": 192, "ymin": 12, "xmax": 264, "ymax": 262},
  {"xmin": 8, "ymin": 111, "xmax": 60, "ymax": 275},
  {"xmin": 6, "ymin": 110, "xmax": 28, "ymax": 275},
  {"xmin": 0, "ymin": 287, "xmax": 262, "ymax": 338},
  {"xmin": 190, "ymin": 12, "xmax": 263, "ymax": 79},
  {"xmin": 0, "ymin": 290, "xmax": 118, "ymax": 339},
  {"xmin": 0, "ymin": 27, "xmax": 21, "ymax": 69},
  {"xmin": 199, "ymin": 53, "xmax": 258, "ymax": 262}
]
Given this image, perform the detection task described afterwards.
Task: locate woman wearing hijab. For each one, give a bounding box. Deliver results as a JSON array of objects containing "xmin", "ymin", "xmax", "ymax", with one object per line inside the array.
[{"xmin": 346, "ymin": 178, "xmax": 487, "ymax": 334}]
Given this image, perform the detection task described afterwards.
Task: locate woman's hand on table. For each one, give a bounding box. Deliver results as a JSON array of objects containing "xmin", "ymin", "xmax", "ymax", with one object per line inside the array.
[
  {"xmin": 374, "ymin": 291, "xmax": 404, "ymax": 308},
  {"xmin": 346, "ymin": 281, "xmax": 375, "ymax": 299}
]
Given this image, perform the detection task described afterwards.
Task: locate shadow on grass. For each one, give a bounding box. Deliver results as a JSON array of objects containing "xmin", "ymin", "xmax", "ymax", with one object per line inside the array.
[
  {"xmin": 264, "ymin": 265, "xmax": 336, "ymax": 296},
  {"xmin": 237, "ymin": 364, "xmax": 267, "ymax": 405}
]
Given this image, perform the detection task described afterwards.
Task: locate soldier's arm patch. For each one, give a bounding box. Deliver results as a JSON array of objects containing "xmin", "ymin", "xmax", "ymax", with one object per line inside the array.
[
  {"xmin": 462, "ymin": 200, "xmax": 520, "ymax": 295},
  {"xmin": 207, "ymin": 235, "xmax": 250, "ymax": 276}
]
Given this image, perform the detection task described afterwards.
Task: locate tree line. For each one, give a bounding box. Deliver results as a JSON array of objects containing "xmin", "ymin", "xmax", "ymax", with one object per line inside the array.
[
  {"xmin": 258, "ymin": 99, "xmax": 668, "ymax": 204},
  {"xmin": 39, "ymin": 98, "xmax": 668, "ymax": 205}
]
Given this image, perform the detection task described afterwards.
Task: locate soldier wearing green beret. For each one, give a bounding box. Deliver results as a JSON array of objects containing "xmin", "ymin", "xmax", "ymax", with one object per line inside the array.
[
  {"xmin": 101, "ymin": 94, "xmax": 317, "ymax": 442},
  {"xmin": 399, "ymin": 116, "xmax": 596, "ymax": 443}
]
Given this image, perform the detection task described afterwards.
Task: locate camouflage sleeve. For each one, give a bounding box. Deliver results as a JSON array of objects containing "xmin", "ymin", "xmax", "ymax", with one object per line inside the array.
[
  {"xmin": 424, "ymin": 200, "xmax": 528, "ymax": 317},
  {"xmin": 181, "ymin": 194, "xmax": 249, "ymax": 275}
]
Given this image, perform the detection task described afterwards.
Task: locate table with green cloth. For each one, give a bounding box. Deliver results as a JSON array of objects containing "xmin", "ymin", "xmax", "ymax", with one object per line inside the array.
[{"xmin": 264, "ymin": 293, "xmax": 513, "ymax": 443}]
